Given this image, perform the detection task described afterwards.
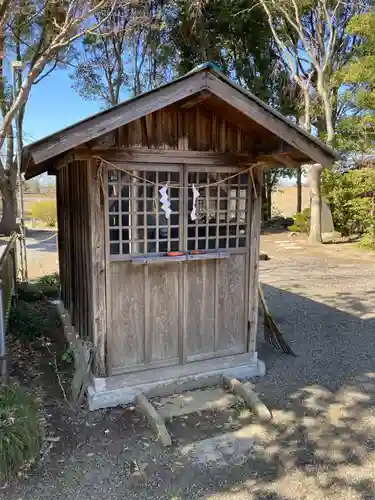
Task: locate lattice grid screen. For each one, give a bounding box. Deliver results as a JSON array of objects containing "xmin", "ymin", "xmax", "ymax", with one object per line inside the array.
[
  {"xmin": 187, "ymin": 172, "xmax": 248, "ymax": 251},
  {"xmin": 108, "ymin": 169, "xmax": 249, "ymax": 257}
]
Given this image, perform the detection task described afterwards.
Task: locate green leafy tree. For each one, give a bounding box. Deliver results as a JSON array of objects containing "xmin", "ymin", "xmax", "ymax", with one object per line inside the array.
[
  {"xmin": 258, "ymin": 0, "xmax": 372, "ymax": 145},
  {"xmin": 176, "ymin": 0, "xmax": 300, "ymax": 220},
  {"xmin": 335, "ymin": 11, "xmax": 375, "ymax": 154},
  {"xmin": 322, "ymin": 167, "xmax": 375, "ymax": 246}
]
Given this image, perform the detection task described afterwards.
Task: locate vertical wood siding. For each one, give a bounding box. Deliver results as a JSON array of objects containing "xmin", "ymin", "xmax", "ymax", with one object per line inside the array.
[
  {"xmin": 56, "ymin": 161, "xmax": 93, "ymax": 343},
  {"xmin": 117, "ymin": 104, "xmax": 254, "ymax": 153}
]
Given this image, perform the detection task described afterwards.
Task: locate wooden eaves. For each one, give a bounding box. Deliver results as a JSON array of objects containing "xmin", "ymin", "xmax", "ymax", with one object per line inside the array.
[{"xmin": 21, "ymin": 62, "xmax": 340, "ymax": 179}]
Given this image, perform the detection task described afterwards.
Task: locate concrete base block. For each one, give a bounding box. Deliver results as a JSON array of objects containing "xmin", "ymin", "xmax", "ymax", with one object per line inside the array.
[{"xmin": 88, "ymin": 356, "xmax": 265, "ymax": 411}]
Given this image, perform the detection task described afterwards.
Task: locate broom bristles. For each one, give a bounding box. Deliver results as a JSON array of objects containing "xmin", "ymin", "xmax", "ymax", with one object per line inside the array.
[{"xmin": 259, "ymin": 285, "xmax": 295, "ymax": 356}]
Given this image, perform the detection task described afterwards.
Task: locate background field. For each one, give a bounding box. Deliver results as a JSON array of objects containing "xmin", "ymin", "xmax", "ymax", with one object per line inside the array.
[{"xmin": 272, "ymin": 185, "xmax": 309, "ymax": 217}]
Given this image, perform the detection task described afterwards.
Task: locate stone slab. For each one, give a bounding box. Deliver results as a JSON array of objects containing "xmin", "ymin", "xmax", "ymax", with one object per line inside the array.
[
  {"xmin": 321, "ymin": 198, "xmax": 335, "ymax": 235},
  {"xmin": 180, "ymin": 423, "xmax": 267, "ymax": 467},
  {"xmin": 156, "ymin": 387, "xmax": 238, "ymax": 419}
]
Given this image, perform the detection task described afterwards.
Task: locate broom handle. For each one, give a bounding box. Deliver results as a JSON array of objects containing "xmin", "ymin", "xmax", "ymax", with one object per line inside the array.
[{"xmin": 258, "ymin": 284, "xmax": 270, "ymax": 317}]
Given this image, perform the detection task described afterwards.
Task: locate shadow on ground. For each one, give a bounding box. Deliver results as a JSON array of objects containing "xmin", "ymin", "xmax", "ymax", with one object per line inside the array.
[{"xmin": 3, "ymin": 285, "xmax": 375, "ymax": 500}]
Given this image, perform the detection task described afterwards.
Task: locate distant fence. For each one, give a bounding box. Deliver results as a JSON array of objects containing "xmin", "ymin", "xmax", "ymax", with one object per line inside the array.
[{"xmin": 0, "ymin": 232, "xmax": 18, "ymax": 377}]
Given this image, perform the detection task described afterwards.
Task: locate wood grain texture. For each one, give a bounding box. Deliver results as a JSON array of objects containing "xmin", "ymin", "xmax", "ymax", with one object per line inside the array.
[
  {"xmin": 248, "ymin": 167, "xmax": 263, "ymax": 353},
  {"xmin": 117, "ymin": 103, "xmax": 254, "ymax": 154},
  {"xmin": 185, "ymin": 261, "xmax": 215, "ymax": 360},
  {"xmin": 99, "ymin": 149, "xmax": 255, "ymax": 166},
  {"xmin": 56, "ymin": 166, "xmax": 72, "ymax": 311},
  {"xmin": 148, "ymin": 263, "xmax": 180, "ymax": 363},
  {"xmin": 216, "ymin": 254, "xmax": 246, "ymax": 354},
  {"xmin": 62, "ymin": 161, "xmax": 94, "ymax": 346},
  {"xmin": 109, "ymin": 261, "xmax": 145, "ymax": 372},
  {"xmin": 87, "ymin": 159, "xmax": 107, "ymax": 375}
]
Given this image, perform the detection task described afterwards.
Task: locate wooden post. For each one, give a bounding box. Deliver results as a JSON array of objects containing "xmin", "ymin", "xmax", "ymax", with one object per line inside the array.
[
  {"xmin": 248, "ymin": 166, "xmax": 263, "ymax": 353},
  {"xmin": 308, "ymin": 163, "xmax": 323, "ymax": 245},
  {"xmin": 0, "ymin": 279, "xmax": 6, "ymax": 378},
  {"xmin": 88, "ymin": 159, "xmax": 107, "ymax": 377},
  {"xmin": 296, "ymin": 166, "xmax": 302, "ymax": 214}
]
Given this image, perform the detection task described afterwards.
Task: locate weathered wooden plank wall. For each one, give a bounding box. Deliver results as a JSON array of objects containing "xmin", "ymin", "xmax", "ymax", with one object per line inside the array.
[
  {"xmin": 56, "ymin": 164, "xmax": 72, "ymax": 311},
  {"xmin": 117, "ymin": 104, "xmax": 254, "ymax": 153},
  {"xmin": 87, "ymin": 159, "xmax": 107, "ymax": 376},
  {"xmin": 248, "ymin": 167, "xmax": 263, "ymax": 352},
  {"xmin": 109, "ymin": 254, "xmax": 249, "ymax": 375},
  {"xmin": 56, "ymin": 161, "xmax": 93, "ymax": 344}
]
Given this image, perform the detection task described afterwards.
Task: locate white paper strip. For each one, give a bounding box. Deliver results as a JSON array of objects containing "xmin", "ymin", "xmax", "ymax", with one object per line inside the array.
[
  {"xmin": 190, "ymin": 184, "xmax": 200, "ymax": 221},
  {"xmin": 159, "ymin": 184, "xmax": 171, "ymax": 219}
]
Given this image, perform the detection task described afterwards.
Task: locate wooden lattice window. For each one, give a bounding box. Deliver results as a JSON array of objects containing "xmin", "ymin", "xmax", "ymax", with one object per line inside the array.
[
  {"xmin": 108, "ymin": 168, "xmax": 249, "ymax": 257},
  {"xmin": 187, "ymin": 172, "xmax": 248, "ymax": 251},
  {"xmin": 108, "ymin": 169, "xmax": 181, "ymax": 256}
]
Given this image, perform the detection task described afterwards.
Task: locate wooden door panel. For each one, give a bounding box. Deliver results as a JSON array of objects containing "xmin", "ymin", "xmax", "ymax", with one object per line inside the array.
[
  {"xmin": 185, "ymin": 260, "xmax": 216, "ymax": 361},
  {"xmin": 109, "ymin": 261, "xmax": 145, "ymax": 373},
  {"xmin": 216, "ymin": 254, "xmax": 246, "ymax": 354},
  {"xmin": 148, "ymin": 263, "xmax": 180, "ymax": 363}
]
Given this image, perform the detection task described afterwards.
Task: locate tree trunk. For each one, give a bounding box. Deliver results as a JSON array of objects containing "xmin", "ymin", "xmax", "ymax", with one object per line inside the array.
[
  {"xmin": 261, "ymin": 183, "xmax": 267, "ymax": 222},
  {"xmin": 308, "ymin": 163, "xmax": 323, "ymax": 245},
  {"xmin": 296, "ymin": 166, "xmax": 302, "ymax": 214},
  {"xmin": 261, "ymin": 181, "xmax": 272, "ymax": 222},
  {"xmin": 317, "ymin": 75, "xmax": 334, "ymax": 145},
  {"xmin": 266, "ymin": 185, "xmax": 272, "ymax": 220},
  {"xmin": 322, "ymin": 90, "xmax": 334, "ymax": 145},
  {"xmin": 0, "ymin": 170, "xmax": 17, "ymax": 235}
]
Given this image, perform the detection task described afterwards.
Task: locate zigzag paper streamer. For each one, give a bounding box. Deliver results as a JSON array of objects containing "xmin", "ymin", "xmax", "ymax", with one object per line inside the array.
[
  {"xmin": 190, "ymin": 184, "xmax": 200, "ymax": 221},
  {"xmin": 159, "ymin": 184, "xmax": 171, "ymax": 219}
]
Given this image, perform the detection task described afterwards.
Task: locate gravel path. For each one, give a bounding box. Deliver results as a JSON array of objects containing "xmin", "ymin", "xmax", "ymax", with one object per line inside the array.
[
  {"xmin": 25, "ymin": 229, "xmax": 59, "ymax": 278},
  {"xmin": 3, "ymin": 234, "xmax": 375, "ymax": 499}
]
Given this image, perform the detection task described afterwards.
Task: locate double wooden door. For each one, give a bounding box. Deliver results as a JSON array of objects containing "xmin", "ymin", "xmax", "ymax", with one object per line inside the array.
[{"xmin": 107, "ymin": 163, "xmax": 251, "ymax": 376}]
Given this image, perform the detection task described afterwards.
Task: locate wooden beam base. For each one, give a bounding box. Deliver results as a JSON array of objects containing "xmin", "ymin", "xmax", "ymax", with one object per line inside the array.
[
  {"xmin": 135, "ymin": 393, "xmax": 172, "ymax": 447},
  {"xmin": 223, "ymin": 376, "xmax": 272, "ymax": 422}
]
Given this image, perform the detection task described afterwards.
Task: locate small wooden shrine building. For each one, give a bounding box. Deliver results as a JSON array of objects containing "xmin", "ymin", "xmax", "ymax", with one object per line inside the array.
[{"xmin": 22, "ymin": 63, "xmax": 339, "ymax": 409}]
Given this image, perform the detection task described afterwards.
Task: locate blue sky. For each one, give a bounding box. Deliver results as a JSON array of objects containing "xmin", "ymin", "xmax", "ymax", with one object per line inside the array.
[
  {"xmin": 23, "ymin": 69, "xmax": 101, "ymax": 144},
  {"xmin": 22, "ymin": 68, "xmax": 103, "ymax": 184}
]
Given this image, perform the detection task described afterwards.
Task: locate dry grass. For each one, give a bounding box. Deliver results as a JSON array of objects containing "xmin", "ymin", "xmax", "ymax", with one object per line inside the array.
[{"xmin": 272, "ymin": 185, "xmax": 310, "ymax": 217}]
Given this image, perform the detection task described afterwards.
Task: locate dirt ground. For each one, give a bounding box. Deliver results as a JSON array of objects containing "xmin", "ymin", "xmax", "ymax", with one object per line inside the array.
[{"xmin": 2, "ymin": 230, "xmax": 375, "ymax": 500}]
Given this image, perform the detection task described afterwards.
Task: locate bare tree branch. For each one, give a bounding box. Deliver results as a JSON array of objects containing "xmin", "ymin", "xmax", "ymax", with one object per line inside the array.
[
  {"xmin": 0, "ymin": 0, "xmax": 10, "ymax": 24},
  {"xmin": 0, "ymin": 0, "xmax": 123, "ymax": 159}
]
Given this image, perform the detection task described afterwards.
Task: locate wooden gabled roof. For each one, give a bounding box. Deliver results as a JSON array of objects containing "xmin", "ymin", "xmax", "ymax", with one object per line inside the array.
[{"xmin": 22, "ymin": 62, "xmax": 340, "ymax": 178}]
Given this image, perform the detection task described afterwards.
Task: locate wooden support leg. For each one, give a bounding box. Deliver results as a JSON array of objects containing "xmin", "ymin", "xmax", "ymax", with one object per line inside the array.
[
  {"xmin": 223, "ymin": 376, "xmax": 272, "ymax": 422},
  {"xmin": 135, "ymin": 393, "xmax": 172, "ymax": 447}
]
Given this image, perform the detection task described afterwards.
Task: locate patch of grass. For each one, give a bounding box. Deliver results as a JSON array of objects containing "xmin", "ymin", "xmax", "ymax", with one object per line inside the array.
[
  {"xmin": 10, "ymin": 274, "xmax": 61, "ymax": 340},
  {"xmin": 17, "ymin": 282, "xmax": 44, "ymax": 302},
  {"xmin": 0, "ymin": 384, "xmax": 42, "ymax": 482},
  {"xmin": 17, "ymin": 274, "xmax": 60, "ymax": 302},
  {"xmin": 30, "ymin": 200, "xmax": 57, "ymax": 227},
  {"xmin": 289, "ymin": 208, "xmax": 310, "ymax": 233},
  {"xmin": 9, "ymin": 299, "xmax": 60, "ymax": 341},
  {"xmin": 359, "ymin": 232, "xmax": 375, "ymax": 251},
  {"xmin": 61, "ymin": 345, "xmax": 74, "ymax": 365},
  {"xmin": 38, "ymin": 273, "xmax": 59, "ymax": 288}
]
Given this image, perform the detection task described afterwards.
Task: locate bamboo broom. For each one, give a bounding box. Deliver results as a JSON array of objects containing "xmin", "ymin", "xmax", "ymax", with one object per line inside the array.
[{"xmin": 258, "ymin": 284, "xmax": 295, "ymax": 355}]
